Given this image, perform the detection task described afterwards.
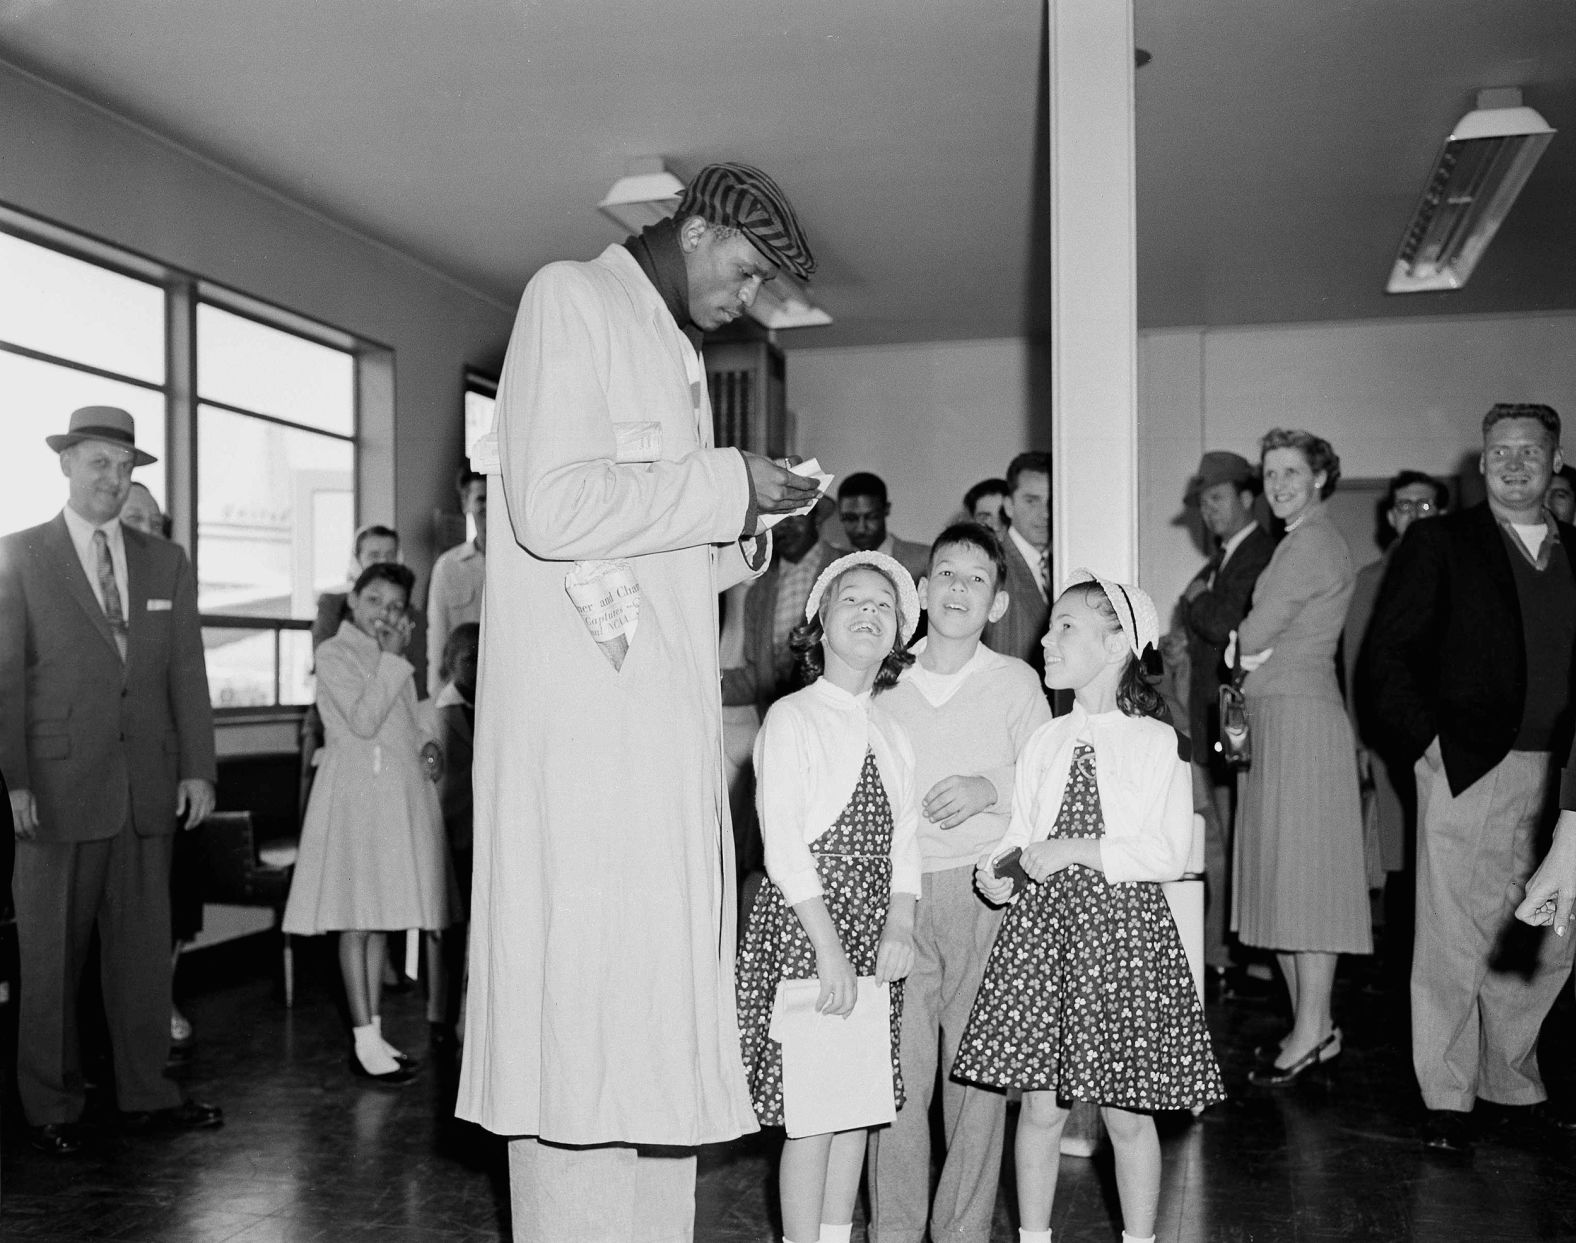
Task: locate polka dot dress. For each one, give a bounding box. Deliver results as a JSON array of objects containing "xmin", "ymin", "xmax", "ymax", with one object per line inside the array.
[
  {"xmin": 736, "ymin": 749, "xmax": 905, "ymax": 1127},
  {"xmin": 953, "ymin": 743, "xmax": 1224, "ymax": 1110}
]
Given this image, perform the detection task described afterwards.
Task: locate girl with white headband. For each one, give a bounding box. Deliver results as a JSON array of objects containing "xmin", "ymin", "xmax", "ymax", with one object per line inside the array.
[
  {"xmin": 734, "ymin": 550, "xmax": 923, "ymax": 1243},
  {"xmin": 954, "ymin": 570, "xmax": 1224, "ymax": 1243}
]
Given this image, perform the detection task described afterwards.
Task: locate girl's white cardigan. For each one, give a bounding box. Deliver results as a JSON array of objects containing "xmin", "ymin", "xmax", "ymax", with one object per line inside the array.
[{"xmin": 990, "ymin": 702, "xmax": 1194, "ymax": 884}]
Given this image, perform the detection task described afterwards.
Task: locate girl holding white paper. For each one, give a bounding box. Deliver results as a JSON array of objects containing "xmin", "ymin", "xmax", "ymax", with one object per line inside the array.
[
  {"xmin": 955, "ymin": 572, "xmax": 1224, "ymax": 1243},
  {"xmin": 735, "ymin": 551, "xmax": 924, "ymax": 1243}
]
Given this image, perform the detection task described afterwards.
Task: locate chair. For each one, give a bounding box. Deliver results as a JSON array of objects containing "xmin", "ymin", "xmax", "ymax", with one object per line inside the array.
[{"xmin": 197, "ymin": 811, "xmax": 300, "ymax": 1006}]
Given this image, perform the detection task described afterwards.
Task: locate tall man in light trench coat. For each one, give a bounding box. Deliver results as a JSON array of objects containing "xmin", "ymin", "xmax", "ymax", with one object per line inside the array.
[{"xmin": 456, "ymin": 164, "xmax": 822, "ymax": 1242}]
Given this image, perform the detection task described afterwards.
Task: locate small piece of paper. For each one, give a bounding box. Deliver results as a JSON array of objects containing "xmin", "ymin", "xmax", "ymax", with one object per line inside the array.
[
  {"xmin": 613, "ymin": 421, "xmax": 663, "ymax": 463},
  {"xmin": 759, "ymin": 458, "xmax": 835, "ymax": 531},
  {"xmin": 768, "ymin": 976, "xmax": 895, "ymax": 1138},
  {"xmin": 564, "ymin": 560, "xmax": 641, "ymax": 671}
]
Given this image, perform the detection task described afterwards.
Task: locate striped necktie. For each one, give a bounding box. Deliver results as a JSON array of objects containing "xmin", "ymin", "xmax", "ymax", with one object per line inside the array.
[{"xmin": 94, "ymin": 528, "xmax": 128, "ymax": 659}]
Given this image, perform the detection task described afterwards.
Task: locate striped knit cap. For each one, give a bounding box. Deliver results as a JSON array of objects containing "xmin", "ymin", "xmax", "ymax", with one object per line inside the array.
[{"xmin": 675, "ymin": 163, "xmax": 816, "ymax": 280}]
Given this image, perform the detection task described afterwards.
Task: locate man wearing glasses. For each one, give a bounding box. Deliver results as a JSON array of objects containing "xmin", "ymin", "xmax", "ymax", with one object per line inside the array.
[
  {"xmin": 1343, "ymin": 471, "xmax": 1449, "ymax": 996},
  {"xmin": 1361, "ymin": 405, "xmax": 1576, "ymax": 1155}
]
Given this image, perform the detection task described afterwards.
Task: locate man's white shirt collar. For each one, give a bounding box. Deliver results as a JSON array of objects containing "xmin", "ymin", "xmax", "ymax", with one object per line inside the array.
[
  {"xmin": 1218, "ymin": 520, "xmax": 1257, "ymax": 568},
  {"xmin": 1008, "ymin": 526, "xmax": 1048, "ymax": 595}
]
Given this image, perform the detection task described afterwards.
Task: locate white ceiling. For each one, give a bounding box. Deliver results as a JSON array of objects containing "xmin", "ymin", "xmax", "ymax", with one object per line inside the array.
[{"xmin": 1, "ymin": 0, "xmax": 1573, "ymax": 348}]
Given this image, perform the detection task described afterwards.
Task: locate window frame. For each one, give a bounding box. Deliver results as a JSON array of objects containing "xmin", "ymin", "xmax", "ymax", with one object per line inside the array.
[{"xmin": 0, "ymin": 200, "xmax": 390, "ymax": 717}]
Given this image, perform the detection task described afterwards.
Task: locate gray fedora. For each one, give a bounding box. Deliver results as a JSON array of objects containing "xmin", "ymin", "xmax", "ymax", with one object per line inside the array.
[{"xmin": 46, "ymin": 406, "xmax": 157, "ymax": 467}]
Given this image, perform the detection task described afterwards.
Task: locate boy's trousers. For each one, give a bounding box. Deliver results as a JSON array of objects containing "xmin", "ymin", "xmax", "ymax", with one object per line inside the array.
[{"xmin": 868, "ymin": 865, "xmax": 1007, "ymax": 1243}]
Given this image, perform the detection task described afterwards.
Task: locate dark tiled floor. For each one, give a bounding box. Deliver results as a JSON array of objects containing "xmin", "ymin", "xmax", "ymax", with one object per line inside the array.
[{"xmin": 4, "ymin": 937, "xmax": 1576, "ymax": 1241}]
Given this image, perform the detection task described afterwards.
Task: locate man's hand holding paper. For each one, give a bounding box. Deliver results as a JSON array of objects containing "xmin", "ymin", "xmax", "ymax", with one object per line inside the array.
[{"xmin": 744, "ymin": 452, "xmax": 833, "ymax": 533}]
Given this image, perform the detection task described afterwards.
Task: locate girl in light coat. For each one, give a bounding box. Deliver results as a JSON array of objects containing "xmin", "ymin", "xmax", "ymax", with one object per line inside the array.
[{"xmin": 283, "ymin": 561, "xmax": 453, "ymax": 1084}]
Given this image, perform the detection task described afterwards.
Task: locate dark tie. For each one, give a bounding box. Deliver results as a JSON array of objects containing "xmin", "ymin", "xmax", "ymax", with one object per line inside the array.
[
  {"xmin": 1038, "ymin": 546, "xmax": 1050, "ymax": 596},
  {"xmin": 1201, "ymin": 547, "xmax": 1225, "ymax": 588},
  {"xmin": 94, "ymin": 528, "xmax": 128, "ymax": 659}
]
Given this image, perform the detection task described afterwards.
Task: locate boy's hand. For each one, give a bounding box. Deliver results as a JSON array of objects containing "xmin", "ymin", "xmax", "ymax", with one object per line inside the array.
[
  {"xmin": 923, "ymin": 775, "xmax": 997, "ymax": 829},
  {"xmin": 875, "ymin": 926, "xmax": 915, "ymax": 983},
  {"xmin": 814, "ymin": 946, "xmax": 858, "ymax": 1017},
  {"xmin": 975, "ymin": 852, "xmax": 1015, "ymax": 904}
]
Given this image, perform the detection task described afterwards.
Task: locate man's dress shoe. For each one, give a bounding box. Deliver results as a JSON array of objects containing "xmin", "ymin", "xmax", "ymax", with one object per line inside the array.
[{"xmin": 30, "ymin": 1122, "xmax": 85, "ymax": 1155}]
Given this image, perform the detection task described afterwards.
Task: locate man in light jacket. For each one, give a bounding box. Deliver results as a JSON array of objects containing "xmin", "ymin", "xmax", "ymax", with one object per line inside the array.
[{"xmin": 456, "ymin": 163, "xmax": 820, "ymax": 1242}]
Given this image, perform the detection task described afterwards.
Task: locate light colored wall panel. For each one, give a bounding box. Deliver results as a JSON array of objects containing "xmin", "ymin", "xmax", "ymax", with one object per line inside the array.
[{"xmin": 787, "ymin": 337, "xmax": 1051, "ymax": 550}]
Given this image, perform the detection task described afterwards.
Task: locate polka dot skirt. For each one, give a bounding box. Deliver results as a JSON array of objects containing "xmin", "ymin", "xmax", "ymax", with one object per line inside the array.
[
  {"xmin": 953, "ymin": 744, "xmax": 1224, "ymax": 1111},
  {"xmin": 736, "ymin": 749, "xmax": 905, "ymax": 1127}
]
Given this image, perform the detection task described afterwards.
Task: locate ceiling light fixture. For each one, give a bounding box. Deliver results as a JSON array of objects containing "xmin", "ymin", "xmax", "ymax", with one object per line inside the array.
[
  {"xmin": 1387, "ymin": 88, "xmax": 1556, "ymax": 294},
  {"xmin": 597, "ymin": 158, "xmax": 832, "ymax": 329}
]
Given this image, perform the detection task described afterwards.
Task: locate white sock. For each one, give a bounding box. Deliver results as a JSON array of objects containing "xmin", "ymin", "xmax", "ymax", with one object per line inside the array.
[
  {"xmin": 371, "ymin": 1014, "xmax": 405, "ymax": 1060},
  {"xmin": 1122, "ymin": 1234, "xmax": 1156, "ymax": 1243},
  {"xmin": 819, "ymin": 1226, "xmax": 851, "ymax": 1243},
  {"xmin": 353, "ymin": 1023, "xmax": 400, "ymax": 1075},
  {"xmin": 1019, "ymin": 1231, "xmax": 1052, "ymax": 1243}
]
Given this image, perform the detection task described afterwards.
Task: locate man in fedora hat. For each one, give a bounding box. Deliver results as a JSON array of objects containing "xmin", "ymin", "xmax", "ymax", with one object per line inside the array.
[
  {"xmin": 1168, "ymin": 450, "xmax": 1275, "ymax": 993},
  {"xmin": 0, "ymin": 405, "xmax": 220, "ymax": 1155}
]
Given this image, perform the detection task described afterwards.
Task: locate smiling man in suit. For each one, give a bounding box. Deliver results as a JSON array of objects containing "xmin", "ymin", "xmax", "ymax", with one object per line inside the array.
[
  {"xmin": 1172, "ymin": 451, "xmax": 1275, "ymax": 992},
  {"xmin": 0, "ymin": 406, "xmax": 220, "ymax": 1156}
]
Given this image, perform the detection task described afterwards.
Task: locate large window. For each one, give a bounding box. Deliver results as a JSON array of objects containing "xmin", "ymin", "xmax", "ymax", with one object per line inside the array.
[
  {"xmin": 0, "ymin": 214, "xmax": 376, "ymax": 711},
  {"xmin": 0, "ymin": 231, "xmax": 168, "ymax": 536},
  {"xmin": 196, "ymin": 305, "xmax": 357, "ymax": 708}
]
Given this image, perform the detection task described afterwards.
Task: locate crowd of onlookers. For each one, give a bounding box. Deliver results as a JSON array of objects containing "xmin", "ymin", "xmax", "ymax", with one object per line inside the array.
[
  {"xmin": 0, "ymin": 409, "xmax": 493, "ymax": 1151},
  {"xmin": 722, "ymin": 405, "xmax": 1576, "ymax": 1163},
  {"xmin": 10, "ymin": 398, "xmax": 1576, "ymax": 1171}
]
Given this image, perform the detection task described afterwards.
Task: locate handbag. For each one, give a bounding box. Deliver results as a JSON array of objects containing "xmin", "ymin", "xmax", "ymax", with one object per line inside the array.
[{"xmin": 1216, "ymin": 643, "xmax": 1252, "ymax": 771}]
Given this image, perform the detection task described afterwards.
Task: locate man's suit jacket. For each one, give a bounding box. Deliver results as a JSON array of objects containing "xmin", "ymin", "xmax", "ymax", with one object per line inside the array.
[
  {"xmin": 1182, "ymin": 524, "xmax": 1276, "ymax": 759},
  {"xmin": 0, "ymin": 513, "xmax": 216, "ymax": 842},
  {"xmin": 983, "ymin": 535, "xmax": 1050, "ymax": 674},
  {"xmin": 1358, "ymin": 503, "xmax": 1576, "ymax": 797}
]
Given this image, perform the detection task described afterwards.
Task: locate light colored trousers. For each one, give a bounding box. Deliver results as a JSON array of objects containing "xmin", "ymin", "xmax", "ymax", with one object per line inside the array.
[
  {"xmin": 508, "ymin": 1138, "xmax": 696, "ymax": 1243},
  {"xmin": 867, "ymin": 866, "xmax": 1007, "ymax": 1243},
  {"xmin": 1412, "ymin": 751, "xmax": 1576, "ymax": 1111}
]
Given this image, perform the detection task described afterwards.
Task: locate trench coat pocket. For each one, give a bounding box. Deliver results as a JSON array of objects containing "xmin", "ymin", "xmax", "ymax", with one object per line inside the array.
[{"xmin": 563, "ymin": 560, "xmax": 642, "ymax": 672}]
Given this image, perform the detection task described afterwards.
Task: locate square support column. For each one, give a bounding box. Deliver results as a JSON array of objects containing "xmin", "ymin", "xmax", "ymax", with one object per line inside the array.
[{"xmin": 1047, "ymin": 0, "xmax": 1139, "ymax": 584}]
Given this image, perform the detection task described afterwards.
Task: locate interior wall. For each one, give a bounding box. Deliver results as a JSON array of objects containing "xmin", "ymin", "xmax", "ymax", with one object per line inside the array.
[
  {"xmin": 0, "ymin": 61, "xmax": 514, "ymax": 583},
  {"xmin": 787, "ymin": 337, "xmax": 1053, "ymax": 549},
  {"xmin": 1139, "ymin": 310, "xmax": 1576, "ymax": 621}
]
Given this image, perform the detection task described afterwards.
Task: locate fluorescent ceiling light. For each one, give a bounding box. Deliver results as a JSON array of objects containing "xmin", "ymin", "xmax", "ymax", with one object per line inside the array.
[
  {"xmin": 597, "ymin": 163, "xmax": 684, "ymax": 233},
  {"xmin": 596, "ymin": 159, "xmax": 833, "ymax": 329},
  {"xmin": 1387, "ymin": 88, "xmax": 1556, "ymax": 294}
]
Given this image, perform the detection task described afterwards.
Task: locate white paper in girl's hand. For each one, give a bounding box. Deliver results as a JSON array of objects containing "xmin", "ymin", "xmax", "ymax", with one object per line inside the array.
[
  {"xmin": 564, "ymin": 560, "xmax": 641, "ymax": 671},
  {"xmin": 758, "ymin": 458, "xmax": 835, "ymax": 531},
  {"xmin": 768, "ymin": 976, "xmax": 895, "ymax": 1138}
]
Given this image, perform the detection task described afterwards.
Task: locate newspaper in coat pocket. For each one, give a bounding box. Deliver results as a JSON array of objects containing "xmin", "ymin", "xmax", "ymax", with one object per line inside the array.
[{"xmin": 564, "ymin": 560, "xmax": 641, "ymax": 671}]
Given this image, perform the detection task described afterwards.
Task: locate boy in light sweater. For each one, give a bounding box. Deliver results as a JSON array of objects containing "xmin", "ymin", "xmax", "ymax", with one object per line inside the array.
[{"xmin": 866, "ymin": 522, "xmax": 1053, "ymax": 1243}]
